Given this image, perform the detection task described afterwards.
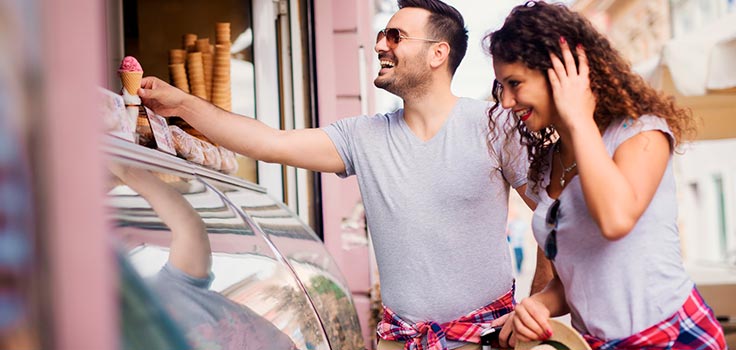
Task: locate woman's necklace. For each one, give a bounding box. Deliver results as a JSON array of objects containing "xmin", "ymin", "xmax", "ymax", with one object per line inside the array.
[{"xmin": 556, "ymin": 143, "xmax": 577, "ymax": 187}]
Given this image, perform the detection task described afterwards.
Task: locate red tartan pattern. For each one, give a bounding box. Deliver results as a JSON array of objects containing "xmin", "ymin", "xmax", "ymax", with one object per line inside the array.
[
  {"xmin": 584, "ymin": 287, "xmax": 726, "ymax": 350},
  {"xmin": 377, "ymin": 287, "xmax": 515, "ymax": 350}
]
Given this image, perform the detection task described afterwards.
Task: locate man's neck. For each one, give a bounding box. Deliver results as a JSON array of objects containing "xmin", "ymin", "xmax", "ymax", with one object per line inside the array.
[{"xmin": 402, "ymin": 88, "xmax": 459, "ymax": 142}]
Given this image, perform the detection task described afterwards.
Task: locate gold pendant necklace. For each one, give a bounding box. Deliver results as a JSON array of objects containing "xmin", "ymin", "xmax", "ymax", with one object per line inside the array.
[{"xmin": 556, "ymin": 144, "xmax": 577, "ymax": 187}]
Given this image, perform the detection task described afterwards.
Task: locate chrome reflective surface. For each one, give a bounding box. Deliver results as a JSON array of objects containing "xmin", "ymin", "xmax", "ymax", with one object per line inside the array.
[
  {"xmin": 206, "ymin": 180, "xmax": 365, "ymax": 350},
  {"xmin": 106, "ymin": 162, "xmax": 330, "ymax": 350}
]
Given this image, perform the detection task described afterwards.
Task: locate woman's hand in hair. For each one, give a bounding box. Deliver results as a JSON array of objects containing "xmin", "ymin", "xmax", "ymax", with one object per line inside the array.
[{"xmin": 547, "ymin": 38, "xmax": 596, "ymax": 130}]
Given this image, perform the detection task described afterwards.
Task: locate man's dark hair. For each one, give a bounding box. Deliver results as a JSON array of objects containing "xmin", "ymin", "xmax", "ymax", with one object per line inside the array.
[{"xmin": 398, "ymin": 0, "xmax": 468, "ymax": 75}]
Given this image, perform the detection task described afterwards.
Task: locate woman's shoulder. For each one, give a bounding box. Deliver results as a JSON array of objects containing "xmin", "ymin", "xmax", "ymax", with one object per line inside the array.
[
  {"xmin": 610, "ymin": 114, "xmax": 669, "ymax": 130},
  {"xmin": 604, "ymin": 114, "xmax": 673, "ymax": 150}
]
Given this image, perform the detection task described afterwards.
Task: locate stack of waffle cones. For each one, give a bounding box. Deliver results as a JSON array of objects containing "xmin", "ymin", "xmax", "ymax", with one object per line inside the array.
[
  {"xmin": 167, "ymin": 24, "xmax": 231, "ymax": 112},
  {"xmin": 211, "ymin": 22, "xmax": 232, "ymax": 111},
  {"xmin": 169, "ymin": 49, "xmax": 189, "ymax": 93},
  {"xmin": 165, "ymin": 23, "xmax": 232, "ymax": 145},
  {"xmin": 186, "ymin": 52, "xmax": 207, "ymax": 99},
  {"xmin": 196, "ymin": 38, "xmax": 213, "ymax": 100}
]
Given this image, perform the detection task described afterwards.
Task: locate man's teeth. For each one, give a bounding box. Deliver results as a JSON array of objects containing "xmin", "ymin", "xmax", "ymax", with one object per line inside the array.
[{"xmin": 380, "ymin": 60, "xmax": 395, "ymax": 68}]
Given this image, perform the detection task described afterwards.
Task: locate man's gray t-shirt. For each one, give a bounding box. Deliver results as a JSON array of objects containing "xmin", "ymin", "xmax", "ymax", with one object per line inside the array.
[{"xmin": 323, "ymin": 98, "xmax": 527, "ymax": 327}]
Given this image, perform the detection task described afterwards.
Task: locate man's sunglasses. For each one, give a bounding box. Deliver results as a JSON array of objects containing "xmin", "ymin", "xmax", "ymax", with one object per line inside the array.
[
  {"xmin": 544, "ymin": 199, "xmax": 561, "ymax": 261},
  {"xmin": 376, "ymin": 28, "xmax": 441, "ymax": 49}
]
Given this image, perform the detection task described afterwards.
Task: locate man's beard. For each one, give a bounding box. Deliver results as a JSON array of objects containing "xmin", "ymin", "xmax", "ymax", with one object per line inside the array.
[{"xmin": 374, "ymin": 59, "xmax": 432, "ymax": 99}]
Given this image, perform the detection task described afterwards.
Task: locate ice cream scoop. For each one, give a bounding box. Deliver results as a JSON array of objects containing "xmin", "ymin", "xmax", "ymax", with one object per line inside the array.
[
  {"xmin": 118, "ymin": 56, "xmax": 143, "ymax": 105},
  {"xmin": 119, "ymin": 56, "xmax": 143, "ymax": 73}
]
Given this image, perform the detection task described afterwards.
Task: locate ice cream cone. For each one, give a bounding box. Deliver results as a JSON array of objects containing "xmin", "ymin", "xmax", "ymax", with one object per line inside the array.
[
  {"xmin": 118, "ymin": 56, "xmax": 144, "ymax": 105},
  {"xmin": 120, "ymin": 71, "xmax": 143, "ymax": 96}
]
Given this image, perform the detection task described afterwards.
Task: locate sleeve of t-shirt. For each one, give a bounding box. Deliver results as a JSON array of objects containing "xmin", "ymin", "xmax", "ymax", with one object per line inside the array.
[
  {"xmin": 489, "ymin": 108, "xmax": 529, "ymax": 189},
  {"xmin": 609, "ymin": 114, "xmax": 675, "ymax": 154},
  {"xmin": 321, "ymin": 116, "xmax": 360, "ymax": 178},
  {"xmin": 156, "ymin": 262, "xmax": 215, "ymax": 290}
]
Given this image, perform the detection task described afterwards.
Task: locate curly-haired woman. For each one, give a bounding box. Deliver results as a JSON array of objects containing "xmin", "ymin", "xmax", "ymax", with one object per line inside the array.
[{"xmin": 485, "ymin": 1, "xmax": 726, "ymax": 349}]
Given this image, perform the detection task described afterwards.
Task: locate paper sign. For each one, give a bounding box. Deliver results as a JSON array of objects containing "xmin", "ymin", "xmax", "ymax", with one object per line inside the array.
[{"xmin": 145, "ymin": 107, "xmax": 177, "ymax": 155}]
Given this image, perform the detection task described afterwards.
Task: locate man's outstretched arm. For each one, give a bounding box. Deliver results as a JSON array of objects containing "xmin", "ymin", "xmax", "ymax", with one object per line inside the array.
[{"xmin": 139, "ymin": 76, "xmax": 345, "ymax": 173}]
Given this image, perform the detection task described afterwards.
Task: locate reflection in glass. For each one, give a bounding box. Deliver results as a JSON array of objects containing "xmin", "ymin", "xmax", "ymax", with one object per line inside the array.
[
  {"xmin": 118, "ymin": 251, "xmax": 190, "ymax": 350},
  {"xmin": 107, "ymin": 164, "xmax": 329, "ymax": 349},
  {"xmin": 211, "ymin": 182, "xmax": 365, "ymax": 350}
]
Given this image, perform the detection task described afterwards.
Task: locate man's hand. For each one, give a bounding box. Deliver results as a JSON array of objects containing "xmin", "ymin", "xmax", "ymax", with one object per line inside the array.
[{"xmin": 139, "ymin": 76, "xmax": 191, "ymax": 117}]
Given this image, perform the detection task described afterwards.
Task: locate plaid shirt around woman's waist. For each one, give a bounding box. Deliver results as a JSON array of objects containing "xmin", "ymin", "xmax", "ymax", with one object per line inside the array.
[
  {"xmin": 377, "ymin": 286, "xmax": 515, "ymax": 350},
  {"xmin": 584, "ymin": 287, "xmax": 726, "ymax": 350}
]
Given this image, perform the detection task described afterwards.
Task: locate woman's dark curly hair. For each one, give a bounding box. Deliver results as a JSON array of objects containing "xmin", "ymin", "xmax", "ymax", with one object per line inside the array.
[{"xmin": 484, "ymin": 1, "xmax": 696, "ymax": 193}]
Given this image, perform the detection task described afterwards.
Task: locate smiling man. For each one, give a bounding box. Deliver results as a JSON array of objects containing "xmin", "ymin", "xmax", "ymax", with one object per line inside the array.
[{"xmin": 138, "ymin": 1, "xmax": 549, "ymax": 349}]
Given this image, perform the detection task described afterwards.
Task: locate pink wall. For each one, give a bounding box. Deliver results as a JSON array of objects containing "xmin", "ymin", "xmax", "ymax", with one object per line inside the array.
[
  {"xmin": 314, "ymin": 0, "xmax": 377, "ymax": 347},
  {"xmin": 36, "ymin": 0, "xmax": 377, "ymax": 348},
  {"xmin": 41, "ymin": 0, "xmax": 117, "ymax": 348}
]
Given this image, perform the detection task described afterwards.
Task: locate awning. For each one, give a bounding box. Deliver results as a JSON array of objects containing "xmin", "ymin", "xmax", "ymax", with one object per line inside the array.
[{"xmin": 635, "ymin": 13, "xmax": 736, "ymax": 140}]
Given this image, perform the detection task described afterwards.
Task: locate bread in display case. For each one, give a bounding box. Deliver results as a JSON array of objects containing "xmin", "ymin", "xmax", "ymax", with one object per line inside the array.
[{"xmin": 104, "ymin": 136, "xmax": 365, "ymax": 350}]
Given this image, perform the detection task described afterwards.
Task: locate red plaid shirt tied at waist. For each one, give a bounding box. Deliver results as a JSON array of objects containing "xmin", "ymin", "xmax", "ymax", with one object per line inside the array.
[
  {"xmin": 377, "ymin": 287, "xmax": 515, "ymax": 350},
  {"xmin": 584, "ymin": 287, "xmax": 726, "ymax": 350}
]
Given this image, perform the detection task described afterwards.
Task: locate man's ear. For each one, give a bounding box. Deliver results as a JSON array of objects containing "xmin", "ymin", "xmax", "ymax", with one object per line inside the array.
[{"xmin": 429, "ymin": 42, "xmax": 451, "ymax": 69}]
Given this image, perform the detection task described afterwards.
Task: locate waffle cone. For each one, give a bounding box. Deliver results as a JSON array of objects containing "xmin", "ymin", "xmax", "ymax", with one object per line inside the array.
[
  {"xmin": 215, "ymin": 22, "xmax": 231, "ymax": 44},
  {"xmin": 169, "ymin": 63, "xmax": 189, "ymax": 93},
  {"xmin": 212, "ymin": 43, "xmax": 230, "ymax": 109},
  {"xmin": 212, "ymin": 72, "xmax": 229, "ymax": 80},
  {"xmin": 195, "ymin": 38, "xmax": 211, "ymax": 53},
  {"xmin": 120, "ymin": 71, "xmax": 143, "ymax": 95},
  {"xmin": 211, "ymin": 84, "xmax": 230, "ymax": 93},
  {"xmin": 211, "ymin": 84, "xmax": 230, "ymax": 92},
  {"xmin": 183, "ymin": 33, "xmax": 197, "ymax": 52},
  {"xmin": 187, "ymin": 52, "xmax": 207, "ymax": 99},
  {"xmin": 202, "ymin": 52, "xmax": 213, "ymax": 100},
  {"xmin": 169, "ymin": 49, "xmax": 187, "ymax": 65},
  {"xmin": 189, "ymin": 83, "xmax": 207, "ymax": 100}
]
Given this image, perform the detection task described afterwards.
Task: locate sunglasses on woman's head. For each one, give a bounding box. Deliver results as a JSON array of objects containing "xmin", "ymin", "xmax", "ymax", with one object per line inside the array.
[
  {"xmin": 544, "ymin": 199, "xmax": 560, "ymax": 261},
  {"xmin": 376, "ymin": 28, "xmax": 441, "ymax": 49}
]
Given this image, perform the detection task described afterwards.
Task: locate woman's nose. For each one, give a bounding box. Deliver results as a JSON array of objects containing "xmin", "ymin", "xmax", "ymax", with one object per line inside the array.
[{"xmin": 500, "ymin": 91, "xmax": 515, "ymax": 109}]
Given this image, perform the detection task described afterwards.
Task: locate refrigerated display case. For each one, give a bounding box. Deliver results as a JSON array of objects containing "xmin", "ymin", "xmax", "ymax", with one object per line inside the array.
[{"xmin": 104, "ymin": 136, "xmax": 364, "ymax": 349}]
